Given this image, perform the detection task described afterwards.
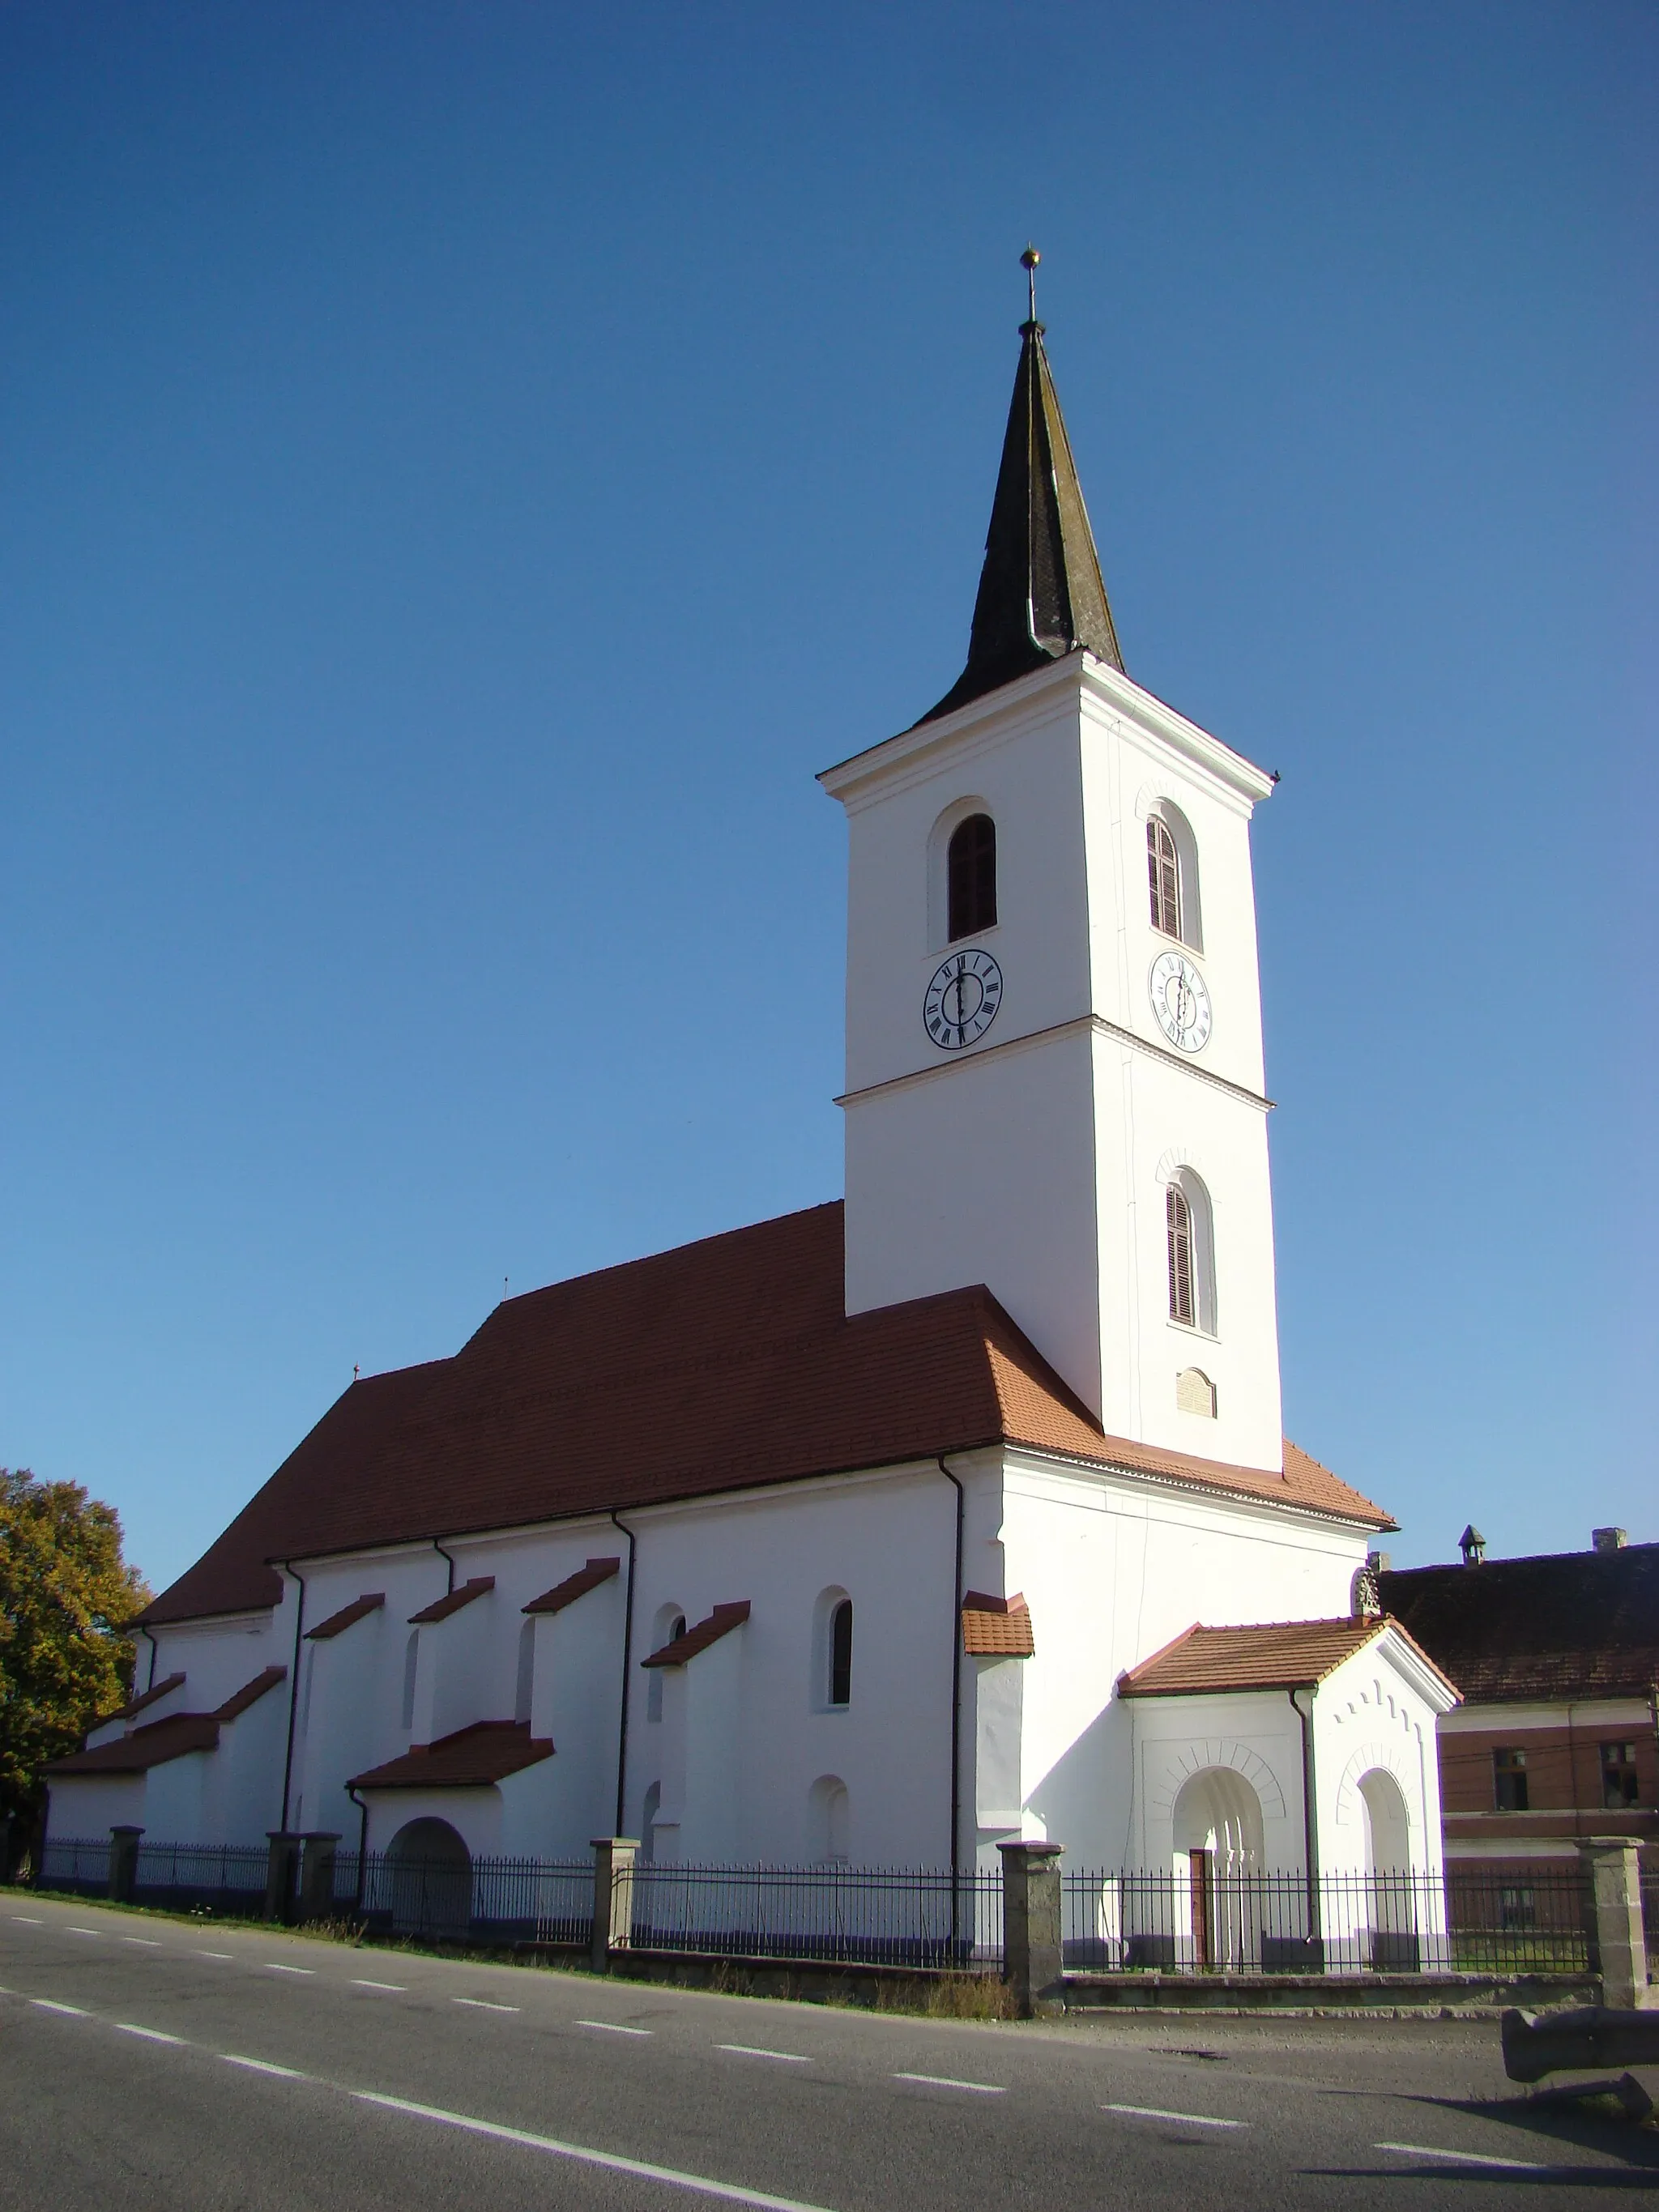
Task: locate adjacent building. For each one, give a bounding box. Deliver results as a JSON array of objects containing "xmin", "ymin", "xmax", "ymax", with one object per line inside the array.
[{"xmin": 1380, "ymin": 1531, "xmax": 1658, "ymax": 1881}]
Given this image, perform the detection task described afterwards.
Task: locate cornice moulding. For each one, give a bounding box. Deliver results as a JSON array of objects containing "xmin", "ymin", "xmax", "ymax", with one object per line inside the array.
[{"xmin": 820, "ymin": 654, "xmax": 1273, "ymax": 812}]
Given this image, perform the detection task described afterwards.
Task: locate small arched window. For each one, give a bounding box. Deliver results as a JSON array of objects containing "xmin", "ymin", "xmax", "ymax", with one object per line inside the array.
[
  {"xmin": 1148, "ymin": 816, "xmax": 1180, "ymax": 939},
  {"xmin": 1166, "ymin": 1183, "xmax": 1196, "ymax": 1326},
  {"xmin": 1165, "ymin": 1170, "xmax": 1217, "ymax": 1334},
  {"xmin": 828, "ymin": 1599, "xmax": 853, "ymax": 1707},
  {"xmin": 947, "ymin": 814, "xmax": 996, "ymax": 940},
  {"xmin": 646, "ymin": 1609, "xmax": 685, "ymax": 1724}
]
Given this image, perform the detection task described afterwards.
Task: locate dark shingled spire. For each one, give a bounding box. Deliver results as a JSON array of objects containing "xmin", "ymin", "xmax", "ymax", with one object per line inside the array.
[{"xmin": 923, "ymin": 286, "xmax": 1124, "ymax": 723}]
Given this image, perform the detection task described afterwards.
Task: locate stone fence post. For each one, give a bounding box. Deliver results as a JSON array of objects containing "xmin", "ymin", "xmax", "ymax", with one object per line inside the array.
[
  {"xmin": 1579, "ymin": 1837, "xmax": 1653, "ymax": 2010},
  {"xmin": 264, "ymin": 1831, "xmax": 303, "ymax": 1924},
  {"xmin": 109, "ymin": 1826, "xmax": 143, "ymax": 1905},
  {"xmin": 298, "ymin": 1832, "xmax": 342, "ymax": 1922},
  {"xmin": 999, "ymin": 1840, "xmax": 1064, "ymax": 2018},
  {"xmin": 590, "ymin": 1838, "xmax": 639, "ymax": 1971}
]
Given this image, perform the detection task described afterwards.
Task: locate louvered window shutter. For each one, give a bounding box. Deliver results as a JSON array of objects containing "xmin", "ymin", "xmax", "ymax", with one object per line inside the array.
[
  {"xmin": 1166, "ymin": 1185, "xmax": 1194, "ymax": 1325},
  {"xmin": 1147, "ymin": 817, "xmax": 1180, "ymax": 939}
]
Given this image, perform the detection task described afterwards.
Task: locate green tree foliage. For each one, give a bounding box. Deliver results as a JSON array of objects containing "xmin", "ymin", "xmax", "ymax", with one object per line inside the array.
[{"xmin": 0, "ymin": 1469, "xmax": 151, "ymax": 1828}]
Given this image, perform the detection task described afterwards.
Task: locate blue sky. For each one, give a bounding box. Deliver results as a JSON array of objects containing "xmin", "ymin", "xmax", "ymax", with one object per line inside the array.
[{"xmin": 2, "ymin": 2, "xmax": 1653, "ymax": 1593}]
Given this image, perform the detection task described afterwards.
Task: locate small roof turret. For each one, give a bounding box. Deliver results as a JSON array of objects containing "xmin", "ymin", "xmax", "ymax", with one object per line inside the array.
[{"xmin": 923, "ymin": 249, "xmax": 1124, "ymax": 723}]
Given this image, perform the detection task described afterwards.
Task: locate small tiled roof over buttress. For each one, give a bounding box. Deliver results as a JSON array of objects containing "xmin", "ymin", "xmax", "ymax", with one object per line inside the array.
[{"xmin": 141, "ymin": 1204, "xmax": 1391, "ymax": 1629}]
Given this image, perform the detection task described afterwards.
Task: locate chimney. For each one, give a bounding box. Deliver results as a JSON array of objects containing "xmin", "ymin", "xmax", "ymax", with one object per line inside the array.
[
  {"xmin": 1458, "ymin": 1524, "xmax": 1486, "ymax": 1566},
  {"xmin": 1592, "ymin": 1527, "xmax": 1627, "ymax": 1554}
]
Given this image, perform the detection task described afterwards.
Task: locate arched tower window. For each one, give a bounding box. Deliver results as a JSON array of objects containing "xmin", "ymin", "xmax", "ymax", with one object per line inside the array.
[
  {"xmin": 829, "ymin": 1599, "xmax": 853, "ymax": 1707},
  {"xmin": 1165, "ymin": 1170, "xmax": 1217, "ymax": 1334},
  {"xmin": 1148, "ymin": 816, "xmax": 1180, "ymax": 939},
  {"xmin": 1166, "ymin": 1183, "xmax": 1195, "ymax": 1326},
  {"xmin": 947, "ymin": 814, "xmax": 996, "ymax": 940}
]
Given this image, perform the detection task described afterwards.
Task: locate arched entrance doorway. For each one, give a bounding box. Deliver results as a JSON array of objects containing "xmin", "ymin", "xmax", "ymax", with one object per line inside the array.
[
  {"xmin": 1357, "ymin": 1768, "xmax": 1417, "ymax": 1969},
  {"xmin": 385, "ymin": 1816, "xmax": 472, "ymax": 1940},
  {"xmin": 1171, "ymin": 1768, "xmax": 1265, "ymax": 1968}
]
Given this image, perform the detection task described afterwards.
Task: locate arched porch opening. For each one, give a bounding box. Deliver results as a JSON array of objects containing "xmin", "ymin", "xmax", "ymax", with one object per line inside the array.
[{"xmin": 384, "ymin": 1815, "xmax": 472, "ymax": 1940}]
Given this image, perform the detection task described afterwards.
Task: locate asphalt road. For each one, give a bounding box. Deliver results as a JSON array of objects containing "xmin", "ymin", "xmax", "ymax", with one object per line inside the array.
[{"xmin": 2, "ymin": 1892, "xmax": 1654, "ymax": 2210}]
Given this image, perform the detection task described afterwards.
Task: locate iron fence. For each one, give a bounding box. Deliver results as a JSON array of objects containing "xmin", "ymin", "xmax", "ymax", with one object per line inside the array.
[
  {"xmin": 132, "ymin": 1840, "xmax": 268, "ymax": 1912},
  {"xmin": 1062, "ymin": 1863, "xmax": 1593, "ymax": 1975},
  {"xmin": 36, "ymin": 1835, "xmax": 112, "ymax": 1896},
  {"xmin": 342, "ymin": 1850, "xmax": 591, "ymax": 1945},
  {"xmin": 618, "ymin": 1861, "xmax": 1004, "ymax": 1968}
]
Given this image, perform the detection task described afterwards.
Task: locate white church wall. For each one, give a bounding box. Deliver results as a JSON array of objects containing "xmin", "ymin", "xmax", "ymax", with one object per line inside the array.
[
  {"xmin": 1090, "ymin": 1033, "xmax": 1283, "ymax": 1470},
  {"xmin": 1314, "ymin": 1639, "xmax": 1452, "ymax": 1880},
  {"xmin": 997, "ymin": 1455, "xmax": 1370, "ymax": 1865},
  {"xmin": 45, "ymin": 1772, "xmax": 147, "ymax": 1842},
  {"xmin": 147, "ymin": 1606, "xmax": 283, "ymax": 1719},
  {"xmin": 1126, "ymin": 1691, "xmax": 1306, "ymax": 1871},
  {"xmin": 844, "ymin": 1031, "xmax": 1104, "ymax": 1414},
  {"xmin": 625, "ymin": 1464, "xmax": 966, "ymax": 1869}
]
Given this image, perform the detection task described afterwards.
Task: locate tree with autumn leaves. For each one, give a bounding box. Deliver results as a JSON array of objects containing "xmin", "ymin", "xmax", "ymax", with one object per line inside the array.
[{"xmin": 1, "ymin": 1468, "xmax": 151, "ymax": 1868}]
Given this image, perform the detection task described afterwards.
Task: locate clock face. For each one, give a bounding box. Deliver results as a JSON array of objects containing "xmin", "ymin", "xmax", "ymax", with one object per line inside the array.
[
  {"xmin": 924, "ymin": 948, "xmax": 1003, "ymax": 1051},
  {"xmin": 1149, "ymin": 950, "xmax": 1212, "ymax": 1053}
]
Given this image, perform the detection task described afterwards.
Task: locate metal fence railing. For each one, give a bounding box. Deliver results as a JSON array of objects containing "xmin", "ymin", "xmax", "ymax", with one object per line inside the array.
[
  {"xmin": 36, "ymin": 1835, "xmax": 112, "ymax": 1896},
  {"xmin": 619, "ymin": 1862, "xmax": 1004, "ymax": 1968},
  {"xmin": 1061, "ymin": 1863, "xmax": 1593, "ymax": 1975},
  {"xmin": 134, "ymin": 1840, "xmax": 268, "ymax": 1912},
  {"xmin": 340, "ymin": 1851, "xmax": 592, "ymax": 1945}
]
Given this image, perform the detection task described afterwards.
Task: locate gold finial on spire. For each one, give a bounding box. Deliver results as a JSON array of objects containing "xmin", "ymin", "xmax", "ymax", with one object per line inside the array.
[{"xmin": 1020, "ymin": 244, "xmax": 1040, "ymax": 326}]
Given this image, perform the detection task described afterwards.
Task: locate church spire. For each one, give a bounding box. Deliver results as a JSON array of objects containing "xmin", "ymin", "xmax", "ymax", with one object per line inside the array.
[{"xmin": 923, "ymin": 249, "xmax": 1124, "ymax": 723}]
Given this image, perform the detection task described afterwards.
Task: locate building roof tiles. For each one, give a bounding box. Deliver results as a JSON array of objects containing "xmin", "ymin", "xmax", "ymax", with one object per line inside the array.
[
  {"xmin": 348, "ymin": 1720, "xmax": 552, "ymax": 1791},
  {"xmin": 138, "ymin": 1205, "xmax": 1391, "ymax": 1631},
  {"xmin": 1379, "ymin": 1544, "xmax": 1659, "ymax": 1704}
]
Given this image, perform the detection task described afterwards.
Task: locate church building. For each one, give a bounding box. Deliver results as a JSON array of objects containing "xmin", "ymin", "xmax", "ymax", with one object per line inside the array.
[{"xmin": 47, "ymin": 282, "xmax": 1458, "ymax": 1899}]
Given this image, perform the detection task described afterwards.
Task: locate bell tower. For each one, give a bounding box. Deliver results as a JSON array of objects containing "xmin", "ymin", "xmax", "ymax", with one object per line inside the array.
[{"xmin": 820, "ymin": 266, "xmax": 1286, "ymax": 1473}]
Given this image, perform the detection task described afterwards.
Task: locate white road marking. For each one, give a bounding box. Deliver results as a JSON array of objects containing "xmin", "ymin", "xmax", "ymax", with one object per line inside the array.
[
  {"xmin": 122, "ymin": 1937, "xmax": 163, "ymax": 1948},
  {"xmin": 1376, "ymin": 2141, "xmax": 1563, "ymax": 2173},
  {"xmin": 15, "ymin": 1990, "xmax": 841, "ymax": 2212},
  {"xmin": 577, "ymin": 2019, "xmax": 653, "ymax": 2036},
  {"xmin": 352, "ymin": 2090, "xmax": 838, "ymax": 2212},
  {"xmin": 263, "ymin": 1963, "xmax": 315, "ymax": 1975},
  {"xmin": 68, "ymin": 1927, "xmax": 100, "ymax": 1937},
  {"xmin": 1102, "ymin": 2103, "xmax": 1245, "ymax": 2129},
  {"xmin": 892, "ymin": 2073, "xmax": 1004, "ymax": 2095},
  {"xmin": 453, "ymin": 1997, "xmax": 519, "ymax": 2012},
  {"xmin": 715, "ymin": 2044, "xmax": 811, "ymax": 2064},
  {"xmin": 116, "ymin": 2022, "xmax": 186, "ymax": 2044},
  {"xmin": 195, "ymin": 1950, "xmax": 234, "ymax": 1960},
  {"xmin": 352, "ymin": 1978, "xmax": 407, "ymax": 1992},
  {"xmin": 10, "ymin": 1915, "xmax": 44, "ymax": 1924}
]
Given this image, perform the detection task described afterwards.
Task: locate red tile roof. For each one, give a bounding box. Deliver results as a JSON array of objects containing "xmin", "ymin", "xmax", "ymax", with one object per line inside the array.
[
  {"xmin": 1379, "ymin": 1545, "xmax": 1659, "ymax": 1704},
  {"xmin": 212, "ymin": 1664, "xmax": 289, "ymax": 1722},
  {"xmin": 48, "ymin": 1667, "xmax": 288, "ymax": 1776},
  {"xmin": 522, "ymin": 1558, "xmax": 621, "ymax": 1615},
  {"xmin": 348, "ymin": 1720, "xmax": 552, "ymax": 1791},
  {"xmin": 407, "ymin": 1576, "xmax": 494, "ymax": 1625},
  {"xmin": 305, "ymin": 1593, "xmax": 386, "ymax": 1641},
  {"xmin": 1117, "ymin": 1617, "xmax": 1456, "ymax": 1698},
  {"xmin": 139, "ymin": 1205, "xmax": 1392, "ymax": 1629},
  {"xmin": 642, "ymin": 1600, "xmax": 750, "ymax": 1667},
  {"xmin": 100, "ymin": 1672, "xmax": 186, "ymax": 1725},
  {"xmin": 961, "ymin": 1592, "xmax": 1035, "ymax": 1657}
]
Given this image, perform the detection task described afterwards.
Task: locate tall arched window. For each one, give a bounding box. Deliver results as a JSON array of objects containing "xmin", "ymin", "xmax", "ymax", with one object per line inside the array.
[
  {"xmin": 1165, "ymin": 1170, "xmax": 1217, "ymax": 1333},
  {"xmin": 1148, "ymin": 816, "xmax": 1180, "ymax": 939},
  {"xmin": 646, "ymin": 1609, "xmax": 684, "ymax": 1724},
  {"xmin": 514, "ymin": 1618, "xmax": 535, "ymax": 1725},
  {"xmin": 947, "ymin": 813, "xmax": 996, "ymax": 940},
  {"xmin": 829, "ymin": 1598, "xmax": 853, "ymax": 1707},
  {"xmin": 1166, "ymin": 1183, "xmax": 1196, "ymax": 1326},
  {"xmin": 400, "ymin": 1630, "xmax": 420, "ymax": 1733}
]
